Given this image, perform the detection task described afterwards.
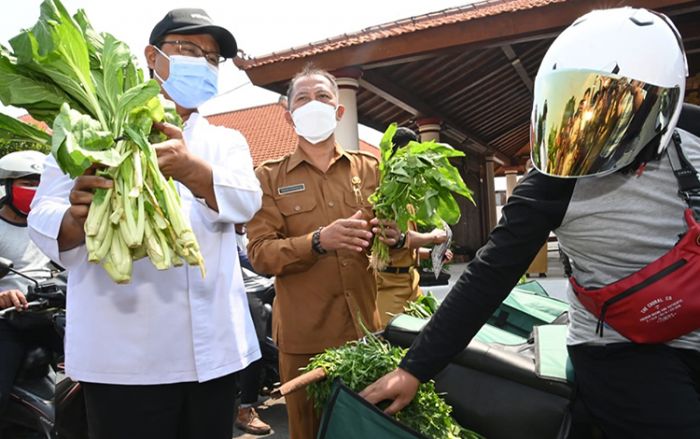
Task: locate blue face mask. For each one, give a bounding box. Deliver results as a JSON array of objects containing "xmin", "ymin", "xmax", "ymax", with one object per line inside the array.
[{"xmin": 154, "ymin": 48, "xmax": 219, "ymax": 109}]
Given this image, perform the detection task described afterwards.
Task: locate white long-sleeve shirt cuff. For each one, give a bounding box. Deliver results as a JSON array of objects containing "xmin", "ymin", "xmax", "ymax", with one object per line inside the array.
[
  {"xmin": 27, "ymin": 200, "xmax": 86, "ymax": 269},
  {"xmin": 193, "ymin": 163, "xmax": 262, "ymax": 225}
]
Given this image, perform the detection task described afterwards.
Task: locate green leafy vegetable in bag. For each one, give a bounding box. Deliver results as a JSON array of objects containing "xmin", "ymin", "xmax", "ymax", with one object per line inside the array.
[{"xmin": 304, "ymin": 330, "xmax": 482, "ymax": 439}]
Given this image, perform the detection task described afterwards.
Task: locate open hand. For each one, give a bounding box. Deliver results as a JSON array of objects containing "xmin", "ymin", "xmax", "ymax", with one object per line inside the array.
[
  {"xmin": 319, "ymin": 210, "xmax": 373, "ymax": 252},
  {"xmin": 430, "ymin": 228, "xmax": 448, "ymax": 245}
]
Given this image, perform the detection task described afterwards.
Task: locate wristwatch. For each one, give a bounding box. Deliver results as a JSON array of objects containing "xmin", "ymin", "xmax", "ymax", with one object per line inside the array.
[
  {"xmin": 391, "ymin": 232, "xmax": 406, "ymax": 249},
  {"xmin": 312, "ymin": 227, "xmax": 327, "ymax": 255}
]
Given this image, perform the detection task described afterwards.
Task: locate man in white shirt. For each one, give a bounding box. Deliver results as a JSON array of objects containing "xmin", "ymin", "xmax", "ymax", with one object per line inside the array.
[{"xmin": 27, "ymin": 8, "xmax": 262, "ymax": 439}]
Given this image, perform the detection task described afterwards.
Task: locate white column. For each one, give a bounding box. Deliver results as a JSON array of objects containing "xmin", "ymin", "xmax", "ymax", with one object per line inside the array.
[
  {"xmin": 484, "ymin": 155, "xmax": 498, "ymax": 231},
  {"xmin": 334, "ymin": 68, "xmax": 362, "ymax": 151},
  {"xmin": 416, "ymin": 117, "xmax": 441, "ymax": 142}
]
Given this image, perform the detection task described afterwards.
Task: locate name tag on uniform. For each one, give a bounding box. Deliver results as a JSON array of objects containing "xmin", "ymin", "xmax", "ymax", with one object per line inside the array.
[{"xmin": 277, "ymin": 183, "xmax": 305, "ymax": 195}]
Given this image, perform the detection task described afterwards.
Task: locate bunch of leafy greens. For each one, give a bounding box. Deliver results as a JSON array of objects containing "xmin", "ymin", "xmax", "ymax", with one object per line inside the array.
[
  {"xmin": 304, "ymin": 331, "xmax": 482, "ymax": 439},
  {"xmin": 369, "ymin": 124, "xmax": 474, "ymax": 270},
  {"xmin": 0, "ymin": 0, "xmax": 204, "ymax": 283},
  {"xmin": 403, "ymin": 291, "xmax": 440, "ymax": 319}
]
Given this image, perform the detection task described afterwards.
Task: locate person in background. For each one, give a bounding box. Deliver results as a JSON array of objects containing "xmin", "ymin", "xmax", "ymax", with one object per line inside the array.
[
  {"xmin": 0, "ymin": 150, "xmax": 59, "ymax": 417},
  {"xmin": 246, "ymin": 65, "xmax": 401, "ymax": 439},
  {"xmin": 236, "ymin": 223, "xmax": 255, "ymax": 272},
  {"xmin": 234, "ymin": 221, "xmax": 272, "ymax": 435},
  {"xmin": 28, "ymin": 8, "xmax": 262, "ymax": 439}
]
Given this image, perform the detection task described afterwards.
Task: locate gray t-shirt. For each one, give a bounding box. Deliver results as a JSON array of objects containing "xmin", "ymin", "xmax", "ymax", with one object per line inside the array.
[
  {"xmin": 557, "ymin": 129, "xmax": 700, "ymax": 349},
  {"xmin": 0, "ymin": 216, "xmax": 52, "ymax": 293}
]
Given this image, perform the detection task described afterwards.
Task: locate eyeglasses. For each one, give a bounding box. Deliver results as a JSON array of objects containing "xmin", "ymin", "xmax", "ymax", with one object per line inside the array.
[{"xmin": 158, "ymin": 40, "xmax": 225, "ymax": 66}]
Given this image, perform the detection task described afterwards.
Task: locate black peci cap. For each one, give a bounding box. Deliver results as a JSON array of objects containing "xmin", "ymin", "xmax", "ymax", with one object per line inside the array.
[{"xmin": 149, "ymin": 8, "xmax": 237, "ymax": 58}]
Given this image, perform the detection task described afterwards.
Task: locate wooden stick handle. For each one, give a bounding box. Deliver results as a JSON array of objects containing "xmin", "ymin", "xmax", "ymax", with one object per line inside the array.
[{"xmin": 270, "ymin": 367, "xmax": 327, "ymax": 399}]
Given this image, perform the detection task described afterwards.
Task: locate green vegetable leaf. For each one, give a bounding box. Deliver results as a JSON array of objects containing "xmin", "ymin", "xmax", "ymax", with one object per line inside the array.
[
  {"xmin": 378, "ymin": 123, "xmax": 397, "ymax": 173},
  {"xmin": 115, "ymin": 80, "xmax": 161, "ymax": 127},
  {"xmin": 0, "ymin": 46, "xmax": 86, "ymax": 124},
  {"xmin": 51, "ymin": 103, "xmax": 125, "ymax": 177},
  {"xmin": 9, "ymin": 0, "xmax": 105, "ymax": 127},
  {"xmin": 73, "ymin": 9, "xmax": 104, "ymax": 70},
  {"xmin": 0, "ymin": 112, "xmax": 51, "ymax": 145}
]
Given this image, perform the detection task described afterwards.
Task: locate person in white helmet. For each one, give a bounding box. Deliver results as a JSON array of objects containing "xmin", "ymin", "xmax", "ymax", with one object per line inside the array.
[
  {"xmin": 361, "ymin": 7, "xmax": 700, "ymax": 438},
  {"xmin": 0, "ymin": 150, "xmax": 52, "ymax": 295},
  {"xmin": 0, "ymin": 150, "xmax": 58, "ymax": 416}
]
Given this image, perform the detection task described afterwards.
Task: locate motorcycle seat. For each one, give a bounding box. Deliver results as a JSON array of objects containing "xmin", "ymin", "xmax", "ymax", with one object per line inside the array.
[
  {"xmin": 16, "ymin": 346, "xmax": 52, "ymax": 381},
  {"xmin": 383, "ymin": 314, "xmax": 571, "ymax": 398}
]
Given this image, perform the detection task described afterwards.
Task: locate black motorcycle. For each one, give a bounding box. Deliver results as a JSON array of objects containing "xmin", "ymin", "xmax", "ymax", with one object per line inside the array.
[{"xmin": 0, "ymin": 257, "xmax": 66, "ymax": 439}]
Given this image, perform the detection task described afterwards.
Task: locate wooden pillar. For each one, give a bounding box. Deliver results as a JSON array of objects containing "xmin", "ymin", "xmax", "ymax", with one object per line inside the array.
[{"xmin": 416, "ymin": 117, "xmax": 441, "ymax": 142}]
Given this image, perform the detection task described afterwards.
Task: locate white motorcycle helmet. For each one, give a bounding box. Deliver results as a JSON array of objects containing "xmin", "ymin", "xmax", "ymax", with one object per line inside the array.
[
  {"xmin": 0, "ymin": 150, "xmax": 45, "ymax": 182},
  {"xmin": 530, "ymin": 7, "xmax": 688, "ymax": 178}
]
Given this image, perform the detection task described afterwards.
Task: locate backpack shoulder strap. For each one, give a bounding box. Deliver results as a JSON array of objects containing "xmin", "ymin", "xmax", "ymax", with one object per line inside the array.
[{"xmin": 667, "ymin": 131, "xmax": 700, "ymax": 216}]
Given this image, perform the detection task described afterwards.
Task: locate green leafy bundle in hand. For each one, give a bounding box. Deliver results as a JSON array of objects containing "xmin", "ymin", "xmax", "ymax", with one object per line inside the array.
[
  {"xmin": 0, "ymin": 0, "xmax": 204, "ymax": 283},
  {"xmin": 368, "ymin": 124, "xmax": 474, "ymax": 270},
  {"xmin": 403, "ymin": 291, "xmax": 440, "ymax": 319},
  {"xmin": 304, "ymin": 331, "xmax": 482, "ymax": 439}
]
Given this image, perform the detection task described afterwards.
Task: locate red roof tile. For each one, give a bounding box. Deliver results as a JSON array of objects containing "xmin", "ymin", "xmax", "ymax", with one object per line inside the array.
[
  {"xmin": 206, "ymin": 103, "xmax": 378, "ymax": 167},
  {"xmin": 359, "ymin": 139, "xmax": 379, "ymax": 158},
  {"xmin": 207, "ymin": 103, "xmax": 296, "ymax": 167},
  {"xmin": 235, "ymin": 0, "xmax": 563, "ymax": 69},
  {"xmin": 18, "ymin": 114, "xmax": 50, "ymax": 132}
]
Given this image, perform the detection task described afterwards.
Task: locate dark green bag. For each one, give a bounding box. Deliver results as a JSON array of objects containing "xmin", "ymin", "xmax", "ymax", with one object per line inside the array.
[
  {"xmin": 317, "ymin": 380, "xmax": 427, "ymax": 439},
  {"xmin": 487, "ymin": 281, "xmax": 568, "ymax": 338}
]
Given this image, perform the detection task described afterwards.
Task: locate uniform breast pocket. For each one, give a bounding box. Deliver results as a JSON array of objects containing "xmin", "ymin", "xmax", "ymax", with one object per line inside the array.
[
  {"xmin": 277, "ymin": 195, "xmax": 318, "ymax": 234},
  {"xmin": 343, "ymin": 191, "xmax": 374, "ymax": 220}
]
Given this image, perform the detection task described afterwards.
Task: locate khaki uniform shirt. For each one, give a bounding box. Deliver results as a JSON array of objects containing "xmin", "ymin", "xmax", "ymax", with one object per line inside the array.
[
  {"xmin": 376, "ymin": 239, "xmax": 422, "ymax": 326},
  {"xmin": 247, "ymin": 143, "xmax": 382, "ymax": 354}
]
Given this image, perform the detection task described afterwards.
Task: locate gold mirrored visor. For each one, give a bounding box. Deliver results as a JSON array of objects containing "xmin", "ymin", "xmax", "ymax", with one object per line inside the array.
[{"xmin": 531, "ymin": 69, "xmax": 680, "ymax": 178}]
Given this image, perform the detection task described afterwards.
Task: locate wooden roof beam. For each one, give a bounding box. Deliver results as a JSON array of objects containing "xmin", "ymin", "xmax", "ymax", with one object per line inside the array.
[
  {"xmin": 501, "ymin": 45, "xmax": 533, "ymax": 94},
  {"xmin": 360, "ymin": 70, "xmax": 510, "ymax": 165},
  {"xmin": 362, "ymin": 53, "xmax": 444, "ymax": 70},
  {"xmin": 358, "ymin": 79, "xmax": 419, "ymax": 115}
]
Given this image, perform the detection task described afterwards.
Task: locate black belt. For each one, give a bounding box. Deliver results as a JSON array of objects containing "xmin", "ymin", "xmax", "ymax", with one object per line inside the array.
[{"xmin": 380, "ymin": 266, "xmax": 412, "ymax": 274}]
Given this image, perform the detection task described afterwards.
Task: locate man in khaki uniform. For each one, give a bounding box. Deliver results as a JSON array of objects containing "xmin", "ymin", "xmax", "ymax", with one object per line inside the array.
[{"xmin": 247, "ymin": 67, "xmax": 400, "ymax": 439}]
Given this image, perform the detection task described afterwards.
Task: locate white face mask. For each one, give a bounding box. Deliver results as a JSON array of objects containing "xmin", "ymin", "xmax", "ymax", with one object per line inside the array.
[{"xmin": 291, "ymin": 100, "xmax": 338, "ymax": 144}]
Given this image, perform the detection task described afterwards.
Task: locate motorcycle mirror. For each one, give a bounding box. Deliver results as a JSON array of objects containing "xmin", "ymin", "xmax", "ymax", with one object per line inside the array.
[
  {"xmin": 0, "ymin": 257, "xmax": 13, "ymax": 279},
  {"xmin": 0, "ymin": 257, "xmax": 39, "ymax": 290}
]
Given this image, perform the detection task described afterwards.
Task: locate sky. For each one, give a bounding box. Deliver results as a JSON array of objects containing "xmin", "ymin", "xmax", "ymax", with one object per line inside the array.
[{"xmin": 0, "ymin": 0, "xmax": 474, "ymax": 145}]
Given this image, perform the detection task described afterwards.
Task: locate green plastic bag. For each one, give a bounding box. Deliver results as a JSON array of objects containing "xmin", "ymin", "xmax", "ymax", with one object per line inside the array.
[
  {"xmin": 487, "ymin": 281, "xmax": 568, "ymax": 337},
  {"xmin": 317, "ymin": 380, "xmax": 428, "ymax": 439}
]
